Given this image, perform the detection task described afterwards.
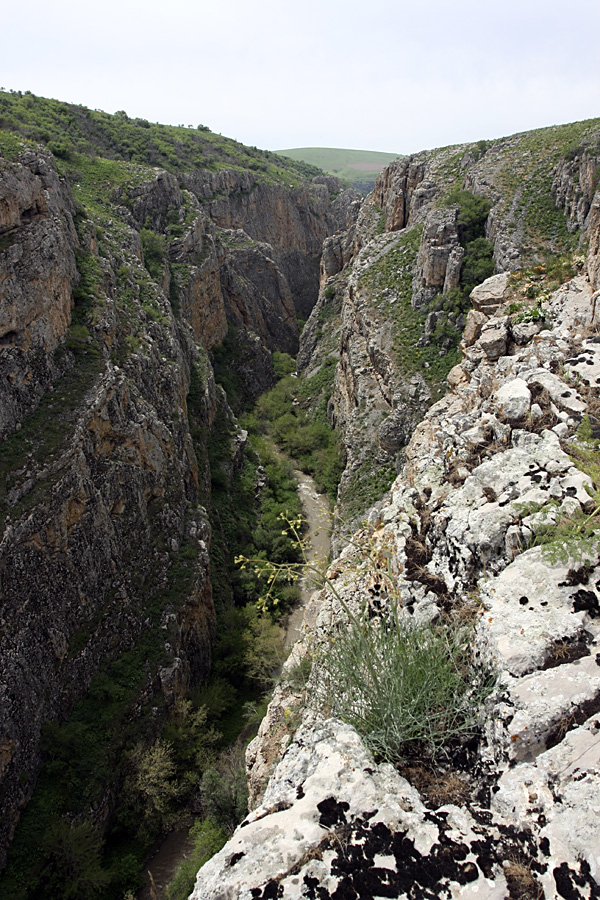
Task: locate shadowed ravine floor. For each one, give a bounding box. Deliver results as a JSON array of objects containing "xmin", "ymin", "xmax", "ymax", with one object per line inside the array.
[
  {"xmin": 137, "ymin": 469, "xmax": 331, "ymax": 900},
  {"xmin": 284, "ymin": 468, "xmax": 332, "ymax": 650}
]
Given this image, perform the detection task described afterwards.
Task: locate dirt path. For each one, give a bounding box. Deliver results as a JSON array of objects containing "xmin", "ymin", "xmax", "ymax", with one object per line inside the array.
[{"xmin": 284, "ymin": 469, "xmax": 331, "ymax": 649}]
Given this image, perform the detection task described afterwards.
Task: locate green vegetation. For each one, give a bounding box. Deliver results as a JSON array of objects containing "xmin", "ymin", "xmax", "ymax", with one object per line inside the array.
[
  {"xmin": 322, "ymin": 614, "xmax": 495, "ymax": 764},
  {"xmin": 166, "ymin": 819, "xmax": 228, "ymax": 900},
  {"xmin": 522, "ymin": 425, "xmax": 600, "ymax": 565},
  {"xmin": 276, "ymin": 146, "xmax": 399, "ymax": 193},
  {"xmin": 343, "ymin": 456, "xmax": 397, "ymax": 522},
  {"xmin": 506, "ymin": 253, "xmax": 585, "ymax": 313},
  {"xmin": 445, "ymin": 188, "xmax": 492, "ymax": 244},
  {"xmin": 0, "ymin": 90, "xmax": 322, "ymax": 186},
  {"xmin": 209, "ymin": 327, "xmax": 269, "ymax": 415},
  {"xmin": 421, "ymin": 188, "xmax": 495, "ymax": 360},
  {"xmin": 242, "ymin": 354, "xmax": 343, "ymax": 504},
  {"xmin": 494, "ymin": 118, "xmax": 600, "ymax": 258},
  {"xmin": 140, "ymin": 228, "xmax": 167, "ymax": 282},
  {"xmin": 240, "ymin": 522, "xmax": 496, "ymax": 766},
  {"xmin": 360, "ymin": 224, "xmax": 462, "ymax": 389}
]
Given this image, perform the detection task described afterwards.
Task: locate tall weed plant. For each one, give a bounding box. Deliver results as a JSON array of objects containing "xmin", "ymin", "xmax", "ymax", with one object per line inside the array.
[
  {"xmin": 321, "ymin": 608, "xmax": 495, "ymax": 764},
  {"xmin": 237, "ymin": 518, "xmax": 496, "ymax": 765}
]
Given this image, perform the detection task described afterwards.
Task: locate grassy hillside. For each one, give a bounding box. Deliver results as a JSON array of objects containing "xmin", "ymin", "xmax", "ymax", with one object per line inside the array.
[
  {"xmin": 275, "ymin": 147, "xmax": 399, "ymax": 193},
  {"xmin": 0, "ymin": 90, "xmax": 323, "ymax": 185}
]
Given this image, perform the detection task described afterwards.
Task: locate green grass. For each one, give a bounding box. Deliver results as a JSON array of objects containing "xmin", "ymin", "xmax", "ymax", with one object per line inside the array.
[
  {"xmin": 359, "ymin": 224, "xmax": 460, "ymax": 393},
  {"xmin": 321, "ymin": 611, "xmax": 496, "ymax": 764},
  {"xmin": 276, "ymin": 147, "xmax": 399, "ymax": 192},
  {"xmin": 491, "ymin": 118, "xmax": 600, "ymax": 258},
  {"xmin": 343, "ymin": 455, "xmax": 398, "ymax": 522},
  {"xmin": 0, "ymin": 90, "xmax": 322, "ymax": 188}
]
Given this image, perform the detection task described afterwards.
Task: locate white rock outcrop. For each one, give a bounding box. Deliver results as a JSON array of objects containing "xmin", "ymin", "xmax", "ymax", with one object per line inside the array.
[{"xmin": 191, "ymin": 270, "xmax": 600, "ymax": 899}]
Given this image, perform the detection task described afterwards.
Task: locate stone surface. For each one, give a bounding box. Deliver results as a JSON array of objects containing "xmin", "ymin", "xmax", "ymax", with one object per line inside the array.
[
  {"xmin": 0, "ymin": 148, "xmax": 351, "ymax": 869},
  {"xmin": 0, "ymin": 150, "xmax": 78, "ymax": 438},
  {"xmin": 493, "ymin": 377, "xmax": 531, "ymax": 421},
  {"xmin": 199, "ymin": 234, "xmax": 600, "ymax": 898},
  {"xmin": 470, "ymin": 272, "xmax": 509, "ymax": 314},
  {"xmin": 412, "ymin": 206, "xmax": 462, "ymax": 309}
]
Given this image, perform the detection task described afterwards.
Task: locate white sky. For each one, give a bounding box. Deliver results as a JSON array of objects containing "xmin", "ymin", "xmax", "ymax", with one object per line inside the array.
[{"xmin": 1, "ymin": 0, "xmax": 599, "ymax": 155}]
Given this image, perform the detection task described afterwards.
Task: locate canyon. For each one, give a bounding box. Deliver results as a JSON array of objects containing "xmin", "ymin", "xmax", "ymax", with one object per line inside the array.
[{"xmin": 1, "ymin": 94, "xmax": 600, "ymax": 899}]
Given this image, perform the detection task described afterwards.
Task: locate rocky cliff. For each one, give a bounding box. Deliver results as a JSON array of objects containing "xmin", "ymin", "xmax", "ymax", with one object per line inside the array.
[
  {"xmin": 0, "ymin": 96, "xmax": 353, "ymax": 880},
  {"xmin": 191, "ymin": 221, "xmax": 600, "ymax": 900},
  {"xmin": 2, "ymin": 94, "xmax": 600, "ymax": 899},
  {"xmin": 190, "ymin": 123, "xmax": 600, "ymax": 899},
  {"xmin": 299, "ymin": 119, "xmax": 600, "ymax": 533},
  {"xmin": 0, "ymin": 150, "xmax": 78, "ymax": 439}
]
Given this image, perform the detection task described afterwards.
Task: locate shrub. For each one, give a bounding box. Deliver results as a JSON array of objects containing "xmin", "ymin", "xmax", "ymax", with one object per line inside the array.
[
  {"xmin": 140, "ymin": 228, "xmax": 166, "ymax": 282},
  {"xmin": 42, "ymin": 820, "xmax": 109, "ymax": 900},
  {"xmin": 320, "ymin": 612, "xmax": 495, "ymax": 764},
  {"xmin": 167, "ymin": 818, "xmax": 227, "ymax": 900},
  {"xmin": 238, "ymin": 519, "xmax": 496, "ymax": 765},
  {"xmin": 445, "ymin": 188, "xmax": 492, "ymax": 244}
]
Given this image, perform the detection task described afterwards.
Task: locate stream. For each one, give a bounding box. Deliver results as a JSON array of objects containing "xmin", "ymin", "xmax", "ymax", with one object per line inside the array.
[{"xmin": 137, "ymin": 468, "xmax": 331, "ymax": 899}]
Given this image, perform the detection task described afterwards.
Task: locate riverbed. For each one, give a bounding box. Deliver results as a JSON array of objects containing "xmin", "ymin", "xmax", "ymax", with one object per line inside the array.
[
  {"xmin": 284, "ymin": 469, "xmax": 331, "ymax": 649},
  {"xmin": 137, "ymin": 469, "xmax": 331, "ymax": 899}
]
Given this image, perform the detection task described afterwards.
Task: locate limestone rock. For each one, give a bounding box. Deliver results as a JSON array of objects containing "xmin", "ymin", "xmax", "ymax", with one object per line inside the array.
[
  {"xmin": 412, "ymin": 206, "xmax": 462, "ymax": 309},
  {"xmin": 493, "ymin": 378, "xmax": 531, "ymax": 421},
  {"xmin": 470, "ymin": 272, "xmax": 509, "ymax": 314},
  {"xmin": 477, "ymin": 317, "xmax": 509, "ymax": 360},
  {"xmin": 525, "ymin": 368, "xmax": 586, "ymax": 414},
  {"xmin": 461, "ymin": 309, "xmax": 488, "ymax": 348},
  {"xmin": 587, "ymin": 192, "xmax": 600, "ymax": 291},
  {"xmin": 0, "ymin": 150, "xmax": 78, "ymax": 438}
]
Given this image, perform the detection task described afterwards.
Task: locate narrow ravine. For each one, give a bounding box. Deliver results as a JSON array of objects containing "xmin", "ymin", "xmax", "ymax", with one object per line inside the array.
[
  {"xmin": 137, "ymin": 468, "xmax": 331, "ymax": 900},
  {"xmin": 284, "ymin": 469, "xmax": 331, "ymax": 649}
]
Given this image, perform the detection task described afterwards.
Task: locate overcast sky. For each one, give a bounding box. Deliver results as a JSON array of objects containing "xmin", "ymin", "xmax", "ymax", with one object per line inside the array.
[{"xmin": 2, "ymin": 0, "xmax": 599, "ymax": 155}]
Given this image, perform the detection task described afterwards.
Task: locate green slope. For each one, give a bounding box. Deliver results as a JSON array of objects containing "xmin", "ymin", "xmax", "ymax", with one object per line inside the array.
[
  {"xmin": 275, "ymin": 147, "xmax": 400, "ymax": 192},
  {"xmin": 0, "ymin": 90, "xmax": 323, "ymax": 185}
]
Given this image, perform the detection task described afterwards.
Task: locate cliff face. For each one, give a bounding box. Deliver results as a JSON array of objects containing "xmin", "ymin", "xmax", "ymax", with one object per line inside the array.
[
  {"xmin": 0, "ymin": 151, "xmax": 78, "ymax": 438},
  {"xmin": 181, "ymin": 167, "xmax": 361, "ymax": 320},
  {"xmin": 3, "ymin": 98, "xmax": 600, "ymax": 897},
  {"xmin": 299, "ymin": 120, "xmax": 600, "ymax": 531},
  {"xmin": 191, "ymin": 119, "xmax": 600, "ymax": 900},
  {"xmin": 0, "ymin": 150, "xmax": 221, "ymax": 866},
  {"xmin": 0, "ymin": 129, "xmax": 349, "ymax": 872},
  {"xmin": 191, "ymin": 229, "xmax": 600, "ymax": 900}
]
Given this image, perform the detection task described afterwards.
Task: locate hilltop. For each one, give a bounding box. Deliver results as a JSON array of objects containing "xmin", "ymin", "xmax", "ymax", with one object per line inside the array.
[{"xmin": 275, "ymin": 146, "xmax": 399, "ymax": 192}]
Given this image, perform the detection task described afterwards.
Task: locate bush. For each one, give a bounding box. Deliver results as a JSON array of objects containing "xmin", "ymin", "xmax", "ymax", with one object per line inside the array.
[
  {"xmin": 240, "ymin": 522, "xmax": 496, "ymax": 766},
  {"xmin": 320, "ymin": 611, "xmax": 495, "ymax": 764},
  {"xmin": 445, "ymin": 188, "xmax": 492, "ymax": 244},
  {"xmin": 167, "ymin": 818, "xmax": 227, "ymax": 900},
  {"xmin": 42, "ymin": 820, "xmax": 109, "ymax": 900},
  {"xmin": 140, "ymin": 228, "xmax": 166, "ymax": 282},
  {"xmin": 197, "ymin": 743, "xmax": 249, "ymax": 834}
]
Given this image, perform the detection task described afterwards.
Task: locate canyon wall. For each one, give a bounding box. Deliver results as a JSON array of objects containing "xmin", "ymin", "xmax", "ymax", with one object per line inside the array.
[
  {"xmin": 0, "ymin": 140, "xmax": 351, "ymax": 870},
  {"xmin": 191, "ymin": 150, "xmax": 600, "ymax": 900}
]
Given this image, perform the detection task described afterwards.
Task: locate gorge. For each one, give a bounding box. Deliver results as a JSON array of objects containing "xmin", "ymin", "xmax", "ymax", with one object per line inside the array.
[{"xmin": 0, "ymin": 92, "xmax": 600, "ymax": 900}]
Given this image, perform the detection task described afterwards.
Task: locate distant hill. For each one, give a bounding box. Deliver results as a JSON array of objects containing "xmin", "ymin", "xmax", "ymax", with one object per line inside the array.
[{"xmin": 275, "ymin": 147, "xmax": 400, "ymax": 193}]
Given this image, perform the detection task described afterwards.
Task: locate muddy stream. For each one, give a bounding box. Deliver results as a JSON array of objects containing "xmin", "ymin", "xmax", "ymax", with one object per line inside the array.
[{"xmin": 137, "ymin": 468, "xmax": 331, "ymax": 899}]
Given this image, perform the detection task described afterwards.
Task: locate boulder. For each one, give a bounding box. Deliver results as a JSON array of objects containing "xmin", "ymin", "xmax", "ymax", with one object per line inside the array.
[
  {"xmin": 494, "ymin": 378, "xmax": 531, "ymax": 421},
  {"xmin": 470, "ymin": 272, "xmax": 510, "ymax": 314}
]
